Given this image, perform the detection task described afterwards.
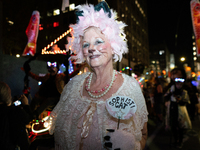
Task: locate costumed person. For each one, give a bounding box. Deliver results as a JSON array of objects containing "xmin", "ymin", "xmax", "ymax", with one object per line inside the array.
[
  {"xmin": 0, "ymin": 82, "xmax": 32, "ymax": 150},
  {"xmin": 23, "ymin": 60, "xmax": 66, "ymax": 119},
  {"xmin": 48, "ymin": 1, "xmax": 148, "ymax": 150},
  {"xmin": 164, "ymin": 68, "xmax": 192, "ymax": 149}
]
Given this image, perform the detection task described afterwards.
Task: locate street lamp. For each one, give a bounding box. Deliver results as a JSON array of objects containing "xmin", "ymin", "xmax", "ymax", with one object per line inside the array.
[{"xmin": 180, "ymin": 57, "xmax": 185, "ymax": 62}]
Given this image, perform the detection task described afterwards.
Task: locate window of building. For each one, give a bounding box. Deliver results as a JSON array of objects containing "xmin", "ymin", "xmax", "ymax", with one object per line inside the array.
[
  {"xmin": 39, "ymin": 24, "xmax": 43, "ymax": 30},
  {"xmin": 47, "ymin": 24, "xmax": 52, "ymax": 28},
  {"xmin": 53, "ymin": 9, "xmax": 60, "ymax": 16},
  {"xmin": 47, "ymin": 11, "xmax": 52, "ymax": 17},
  {"xmin": 8, "ymin": 20, "xmax": 14, "ymax": 25},
  {"xmin": 53, "ymin": 22, "xmax": 59, "ymax": 27},
  {"xmin": 159, "ymin": 50, "xmax": 165, "ymax": 55},
  {"xmin": 69, "ymin": 3, "xmax": 75, "ymax": 11}
]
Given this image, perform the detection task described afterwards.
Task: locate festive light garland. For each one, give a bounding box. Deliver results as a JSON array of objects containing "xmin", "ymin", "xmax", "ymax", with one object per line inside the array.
[
  {"xmin": 120, "ymin": 67, "xmax": 132, "ymax": 73},
  {"xmin": 41, "ymin": 28, "xmax": 72, "ymax": 55}
]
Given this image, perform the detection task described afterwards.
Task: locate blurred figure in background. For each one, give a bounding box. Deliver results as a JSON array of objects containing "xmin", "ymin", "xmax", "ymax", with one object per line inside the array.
[
  {"xmin": 153, "ymin": 77, "xmax": 164, "ymax": 123},
  {"xmin": 0, "ymin": 81, "xmax": 32, "ymax": 150},
  {"xmin": 185, "ymin": 79, "xmax": 199, "ymax": 121},
  {"xmin": 23, "ymin": 60, "xmax": 65, "ymax": 119},
  {"xmin": 164, "ymin": 68, "xmax": 191, "ymax": 149}
]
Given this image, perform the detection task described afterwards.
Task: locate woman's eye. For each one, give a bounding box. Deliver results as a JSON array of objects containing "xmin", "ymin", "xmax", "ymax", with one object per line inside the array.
[
  {"xmin": 95, "ymin": 39, "xmax": 104, "ymax": 45},
  {"xmin": 83, "ymin": 43, "xmax": 89, "ymax": 48}
]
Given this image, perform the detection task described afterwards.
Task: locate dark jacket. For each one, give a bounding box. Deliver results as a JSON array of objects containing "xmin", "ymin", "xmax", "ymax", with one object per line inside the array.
[{"xmin": 0, "ymin": 104, "xmax": 32, "ymax": 150}]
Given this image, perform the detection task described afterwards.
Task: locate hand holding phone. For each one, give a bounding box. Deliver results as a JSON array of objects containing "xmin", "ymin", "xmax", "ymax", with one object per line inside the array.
[{"xmin": 14, "ymin": 100, "xmax": 21, "ymax": 106}]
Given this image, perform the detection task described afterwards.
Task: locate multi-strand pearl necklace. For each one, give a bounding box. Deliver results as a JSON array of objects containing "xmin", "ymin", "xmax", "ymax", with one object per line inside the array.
[{"xmin": 85, "ymin": 70, "xmax": 117, "ymax": 98}]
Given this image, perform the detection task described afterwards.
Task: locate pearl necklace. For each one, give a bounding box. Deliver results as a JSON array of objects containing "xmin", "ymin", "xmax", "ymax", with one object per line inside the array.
[{"xmin": 86, "ymin": 70, "xmax": 117, "ymax": 98}]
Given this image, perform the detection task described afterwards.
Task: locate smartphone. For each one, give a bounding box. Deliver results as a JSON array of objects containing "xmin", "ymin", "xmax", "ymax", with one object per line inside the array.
[{"xmin": 14, "ymin": 100, "xmax": 21, "ymax": 106}]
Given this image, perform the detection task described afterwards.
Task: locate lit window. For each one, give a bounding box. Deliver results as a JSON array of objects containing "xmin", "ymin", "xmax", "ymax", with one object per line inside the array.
[
  {"xmin": 8, "ymin": 20, "xmax": 14, "ymax": 25},
  {"xmin": 193, "ymin": 46, "xmax": 196, "ymax": 50},
  {"xmin": 152, "ymin": 61, "xmax": 155, "ymax": 64},
  {"xmin": 47, "ymin": 11, "xmax": 52, "ymax": 17},
  {"xmin": 192, "ymin": 35, "xmax": 195, "ymax": 39},
  {"xmin": 159, "ymin": 50, "xmax": 165, "ymax": 55},
  {"xmin": 125, "ymin": 7, "xmax": 128, "ymax": 11},
  {"xmin": 194, "ymin": 57, "xmax": 197, "ymax": 61},
  {"xmin": 193, "ymin": 52, "xmax": 197, "ymax": 55},
  {"xmin": 193, "ymin": 42, "xmax": 196, "ymax": 45},
  {"xmin": 122, "ymin": 14, "xmax": 124, "ymax": 17},
  {"xmin": 16, "ymin": 54, "xmax": 20, "ymax": 58},
  {"xmin": 47, "ymin": 24, "xmax": 52, "ymax": 28},
  {"xmin": 69, "ymin": 4, "xmax": 75, "ymax": 11},
  {"xmin": 53, "ymin": 9, "xmax": 60, "ymax": 16},
  {"xmin": 53, "ymin": 22, "xmax": 59, "ymax": 27},
  {"xmin": 39, "ymin": 24, "xmax": 43, "ymax": 30}
]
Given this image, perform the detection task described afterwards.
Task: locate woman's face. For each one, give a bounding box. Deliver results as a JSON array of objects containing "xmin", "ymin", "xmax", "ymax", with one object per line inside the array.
[{"xmin": 82, "ymin": 27, "xmax": 113, "ymax": 68}]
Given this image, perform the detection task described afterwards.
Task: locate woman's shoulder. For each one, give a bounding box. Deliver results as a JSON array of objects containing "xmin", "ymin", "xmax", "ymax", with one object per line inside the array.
[
  {"xmin": 121, "ymin": 72, "xmax": 139, "ymax": 87},
  {"xmin": 63, "ymin": 72, "xmax": 89, "ymax": 93},
  {"xmin": 71, "ymin": 72, "xmax": 89, "ymax": 81}
]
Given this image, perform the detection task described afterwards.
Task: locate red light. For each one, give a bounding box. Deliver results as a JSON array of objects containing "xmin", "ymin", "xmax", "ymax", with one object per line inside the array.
[
  {"xmin": 39, "ymin": 24, "xmax": 43, "ymax": 30},
  {"xmin": 39, "ymin": 27, "xmax": 43, "ymax": 30},
  {"xmin": 53, "ymin": 22, "xmax": 59, "ymax": 27}
]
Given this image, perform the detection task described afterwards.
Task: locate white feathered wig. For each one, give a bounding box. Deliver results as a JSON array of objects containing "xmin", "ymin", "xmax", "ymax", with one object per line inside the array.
[{"xmin": 67, "ymin": 1, "xmax": 128, "ymax": 64}]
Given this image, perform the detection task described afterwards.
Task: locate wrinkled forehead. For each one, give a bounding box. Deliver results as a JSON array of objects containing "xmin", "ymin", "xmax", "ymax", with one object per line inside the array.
[{"xmin": 83, "ymin": 26, "xmax": 105, "ymax": 39}]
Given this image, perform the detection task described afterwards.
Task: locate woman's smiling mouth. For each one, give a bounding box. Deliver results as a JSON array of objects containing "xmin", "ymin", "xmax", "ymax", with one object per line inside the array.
[{"xmin": 89, "ymin": 55, "xmax": 100, "ymax": 59}]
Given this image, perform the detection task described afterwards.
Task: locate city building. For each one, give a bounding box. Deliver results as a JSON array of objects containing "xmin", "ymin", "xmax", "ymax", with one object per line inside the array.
[
  {"xmin": 149, "ymin": 43, "xmax": 170, "ymax": 77},
  {"xmin": 2, "ymin": 0, "xmax": 149, "ymax": 76}
]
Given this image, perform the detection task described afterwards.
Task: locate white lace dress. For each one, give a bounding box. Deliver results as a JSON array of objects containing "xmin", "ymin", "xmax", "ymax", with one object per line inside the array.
[{"xmin": 49, "ymin": 72, "xmax": 148, "ymax": 150}]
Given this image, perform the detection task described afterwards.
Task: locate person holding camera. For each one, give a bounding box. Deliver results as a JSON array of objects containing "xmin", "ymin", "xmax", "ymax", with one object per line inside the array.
[{"xmin": 0, "ymin": 81, "xmax": 32, "ymax": 150}]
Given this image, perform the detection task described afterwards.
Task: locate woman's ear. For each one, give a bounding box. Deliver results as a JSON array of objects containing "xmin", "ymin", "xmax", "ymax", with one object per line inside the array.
[{"xmin": 112, "ymin": 49, "xmax": 114, "ymax": 55}]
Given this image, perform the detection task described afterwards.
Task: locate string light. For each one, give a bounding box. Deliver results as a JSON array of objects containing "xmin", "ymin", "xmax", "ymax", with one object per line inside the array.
[
  {"xmin": 120, "ymin": 67, "xmax": 132, "ymax": 73},
  {"xmin": 41, "ymin": 28, "xmax": 72, "ymax": 55},
  {"xmin": 31, "ymin": 116, "xmax": 52, "ymax": 134}
]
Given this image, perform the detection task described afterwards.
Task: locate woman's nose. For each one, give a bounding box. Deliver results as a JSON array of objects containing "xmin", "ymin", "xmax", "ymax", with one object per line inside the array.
[{"xmin": 88, "ymin": 49, "xmax": 95, "ymax": 53}]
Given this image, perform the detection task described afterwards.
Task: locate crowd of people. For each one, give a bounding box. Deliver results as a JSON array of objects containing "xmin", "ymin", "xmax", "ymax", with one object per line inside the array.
[{"xmin": 144, "ymin": 68, "xmax": 200, "ymax": 149}]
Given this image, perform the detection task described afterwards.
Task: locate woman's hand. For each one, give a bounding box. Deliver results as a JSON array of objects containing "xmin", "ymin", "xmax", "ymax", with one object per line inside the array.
[
  {"xmin": 20, "ymin": 94, "xmax": 29, "ymax": 105},
  {"xmin": 104, "ymin": 129, "xmax": 135, "ymax": 150}
]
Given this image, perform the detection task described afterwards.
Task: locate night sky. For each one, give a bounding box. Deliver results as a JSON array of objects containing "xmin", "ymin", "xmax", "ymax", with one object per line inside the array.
[{"xmin": 147, "ymin": 0, "xmax": 194, "ymax": 68}]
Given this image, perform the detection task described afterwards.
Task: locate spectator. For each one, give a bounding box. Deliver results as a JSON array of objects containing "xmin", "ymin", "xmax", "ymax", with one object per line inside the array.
[
  {"xmin": 23, "ymin": 60, "xmax": 66, "ymax": 119},
  {"xmin": 185, "ymin": 79, "xmax": 199, "ymax": 121},
  {"xmin": 153, "ymin": 77, "xmax": 164, "ymax": 123},
  {"xmin": 0, "ymin": 81, "xmax": 32, "ymax": 150},
  {"xmin": 164, "ymin": 69, "xmax": 191, "ymax": 149}
]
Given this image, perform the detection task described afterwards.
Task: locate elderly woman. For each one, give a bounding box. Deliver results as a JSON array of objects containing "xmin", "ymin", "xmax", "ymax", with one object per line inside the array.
[{"xmin": 49, "ymin": 1, "xmax": 148, "ymax": 150}]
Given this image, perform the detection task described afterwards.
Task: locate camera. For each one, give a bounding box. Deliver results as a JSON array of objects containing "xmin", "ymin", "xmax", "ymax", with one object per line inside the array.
[{"xmin": 14, "ymin": 100, "xmax": 21, "ymax": 106}]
